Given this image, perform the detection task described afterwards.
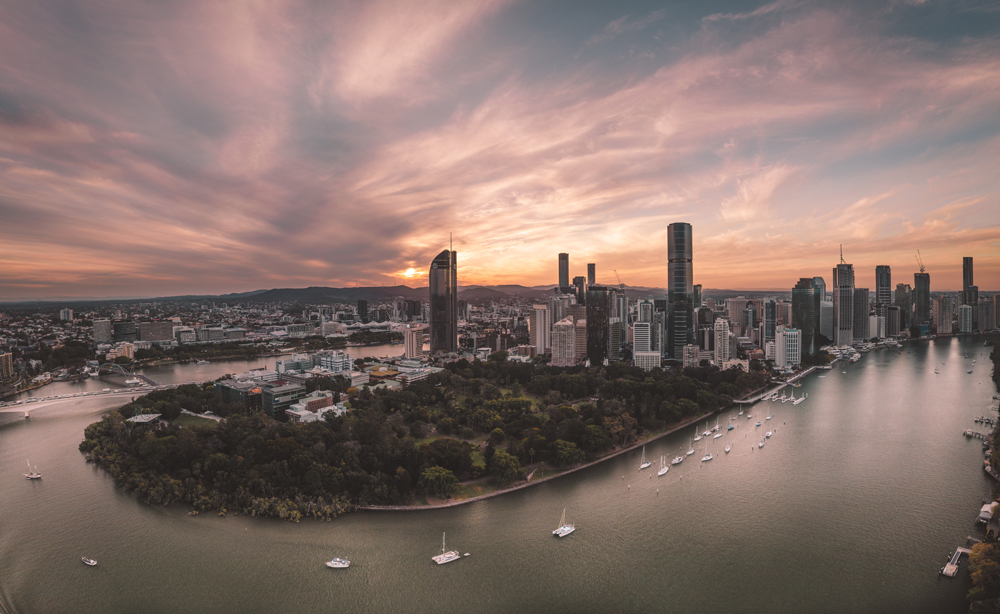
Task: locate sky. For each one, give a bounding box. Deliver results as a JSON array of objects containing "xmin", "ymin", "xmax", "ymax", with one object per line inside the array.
[{"xmin": 1, "ymin": 0, "xmax": 999, "ymax": 300}]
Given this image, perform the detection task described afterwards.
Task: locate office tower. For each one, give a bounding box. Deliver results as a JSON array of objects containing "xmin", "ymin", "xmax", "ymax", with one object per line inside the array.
[
  {"xmin": 894, "ymin": 284, "xmax": 912, "ymax": 329},
  {"xmin": 429, "ymin": 249, "xmax": 458, "ymax": 353},
  {"xmin": 713, "ymin": 318, "xmax": 731, "ymax": 365},
  {"xmin": 914, "ymin": 273, "xmax": 930, "ymax": 323},
  {"xmin": 633, "ymin": 321, "xmax": 652, "ymax": 353},
  {"xmin": 764, "ymin": 300, "xmax": 777, "ymax": 343},
  {"xmin": 610, "ymin": 289, "xmax": 627, "ymax": 360},
  {"xmin": 775, "ymin": 326, "xmax": 801, "ymax": 369},
  {"xmin": 875, "ymin": 266, "xmax": 891, "ymax": 306},
  {"xmin": 137, "ymin": 321, "xmax": 174, "ymax": 342},
  {"xmin": 963, "ymin": 257, "xmax": 974, "ymax": 304},
  {"xmin": 743, "ymin": 307, "xmax": 755, "ymax": 333},
  {"xmin": 637, "ymin": 299, "xmax": 653, "ymax": 323},
  {"xmin": 586, "ymin": 286, "xmax": 613, "ymax": 365},
  {"xmin": 0, "ymin": 352, "xmax": 13, "ymax": 380},
  {"xmin": 934, "ymin": 295, "xmax": 953, "ymax": 334},
  {"xmin": 587, "ymin": 263, "xmax": 596, "ymax": 287},
  {"xmin": 812, "ymin": 277, "xmax": 827, "ymax": 302},
  {"xmin": 550, "ymin": 292, "xmax": 573, "ymax": 327},
  {"xmin": 885, "ymin": 306, "xmax": 901, "ymax": 337},
  {"xmin": 357, "ymin": 300, "xmax": 368, "ymax": 324},
  {"xmin": 558, "ymin": 253, "xmax": 569, "ymax": 289},
  {"xmin": 572, "ymin": 276, "xmax": 587, "ymax": 305},
  {"xmin": 692, "ymin": 284, "xmax": 702, "ymax": 309},
  {"xmin": 92, "ymin": 319, "xmax": 112, "ymax": 346},
  {"xmin": 574, "ymin": 318, "xmax": 588, "ymax": 362},
  {"xmin": 833, "ymin": 262, "xmax": 855, "ymax": 346},
  {"xmin": 977, "ymin": 298, "xmax": 994, "ymax": 331},
  {"xmin": 551, "ymin": 317, "xmax": 577, "ymax": 367},
  {"xmin": 820, "ymin": 301, "xmax": 833, "ymax": 340},
  {"xmin": 869, "ymin": 314, "xmax": 886, "ymax": 339},
  {"xmin": 633, "ymin": 350, "xmax": 661, "ymax": 371},
  {"xmin": 727, "ymin": 296, "xmax": 749, "ymax": 334},
  {"xmin": 958, "ymin": 305, "xmax": 973, "ymax": 333},
  {"xmin": 59, "ymin": 308, "xmax": 73, "ymax": 321},
  {"xmin": 529, "ymin": 304, "xmax": 551, "ymax": 354},
  {"xmin": 404, "ymin": 323, "xmax": 426, "ymax": 359},
  {"xmin": 667, "ymin": 222, "xmax": 694, "ymax": 360},
  {"xmin": 792, "ymin": 278, "xmax": 818, "ymax": 355},
  {"xmin": 853, "ymin": 288, "xmax": 871, "ymax": 342}
]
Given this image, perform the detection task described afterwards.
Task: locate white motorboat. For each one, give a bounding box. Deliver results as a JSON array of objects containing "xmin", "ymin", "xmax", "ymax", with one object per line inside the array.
[
  {"xmin": 766, "ymin": 431, "xmax": 773, "ymax": 438},
  {"xmin": 755, "ymin": 421, "xmax": 761, "ymax": 427},
  {"xmin": 725, "ymin": 444, "xmax": 731, "ymax": 453},
  {"xmin": 24, "ymin": 460, "xmax": 41, "ymax": 480},
  {"xmin": 759, "ymin": 439, "xmax": 765, "ymax": 448},
  {"xmin": 432, "ymin": 532, "xmax": 461, "ymax": 564},
  {"xmin": 196, "ymin": 360, "xmax": 210, "ymax": 365},
  {"xmin": 658, "ymin": 456, "xmax": 668, "ymax": 476},
  {"xmin": 326, "ymin": 558, "xmax": 350, "ymax": 569},
  {"xmin": 639, "ymin": 446, "xmax": 651, "ymax": 470},
  {"xmin": 82, "ymin": 557, "xmax": 97, "ymax": 566},
  {"xmin": 672, "ymin": 455, "xmax": 685, "ymax": 465},
  {"xmin": 552, "ymin": 508, "xmax": 575, "ymax": 538}
]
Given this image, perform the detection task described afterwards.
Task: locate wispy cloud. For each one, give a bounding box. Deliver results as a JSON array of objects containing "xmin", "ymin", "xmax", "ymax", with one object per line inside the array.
[{"xmin": 586, "ymin": 9, "xmax": 668, "ymax": 45}]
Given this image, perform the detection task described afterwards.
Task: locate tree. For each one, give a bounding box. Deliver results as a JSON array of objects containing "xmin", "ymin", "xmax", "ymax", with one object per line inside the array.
[
  {"xmin": 582, "ymin": 425, "xmax": 613, "ymax": 453},
  {"xmin": 489, "ymin": 451, "xmax": 523, "ymax": 486},
  {"xmin": 418, "ymin": 467, "xmax": 459, "ymax": 499},
  {"xmin": 489, "ymin": 428, "xmax": 506, "ymax": 445},
  {"xmin": 549, "ymin": 440, "xmax": 585, "ymax": 467}
]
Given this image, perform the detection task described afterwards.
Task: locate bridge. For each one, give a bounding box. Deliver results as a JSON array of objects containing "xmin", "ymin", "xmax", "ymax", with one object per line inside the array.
[{"xmin": 98, "ymin": 363, "xmax": 157, "ymax": 386}]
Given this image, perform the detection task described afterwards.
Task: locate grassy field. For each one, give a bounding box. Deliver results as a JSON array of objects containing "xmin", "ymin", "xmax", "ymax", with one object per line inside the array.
[
  {"xmin": 453, "ymin": 480, "xmax": 498, "ymax": 500},
  {"xmin": 173, "ymin": 413, "xmax": 219, "ymax": 429}
]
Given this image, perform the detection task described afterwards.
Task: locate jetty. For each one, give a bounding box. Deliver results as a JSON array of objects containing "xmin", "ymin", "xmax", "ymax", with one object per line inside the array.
[{"xmin": 941, "ymin": 547, "xmax": 972, "ymax": 577}]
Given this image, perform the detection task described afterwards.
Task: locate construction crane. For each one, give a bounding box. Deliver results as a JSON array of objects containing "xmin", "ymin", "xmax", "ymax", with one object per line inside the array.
[
  {"xmin": 613, "ymin": 269, "xmax": 625, "ymax": 291},
  {"xmin": 915, "ymin": 250, "xmax": 925, "ymax": 273}
]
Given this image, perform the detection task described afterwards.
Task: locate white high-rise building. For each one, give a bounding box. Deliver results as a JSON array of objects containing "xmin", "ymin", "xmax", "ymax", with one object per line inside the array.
[
  {"xmin": 633, "ymin": 321, "xmax": 652, "ymax": 353},
  {"xmin": 633, "ymin": 351, "xmax": 661, "ymax": 371},
  {"xmin": 682, "ymin": 344, "xmax": 700, "ymax": 369},
  {"xmin": 713, "ymin": 319, "xmax": 731, "ymax": 365},
  {"xmin": 529, "ymin": 304, "xmax": 551, "ymax": 354},
  {"xmin": 957, "ymin": 304, "xmax": 973, "ymax": 334},
  {"xmin": 869, "ymin": 315, "xmax": 886, "ymax": 339},
  {"xmin": 935, "ymin": 296, "xmax": 954, "ymax": 334},
  {"xmin": 404, "ymin": 323, "xmax": 427, "ymax": 359},
  {"xmin": 551, "ymin": 317, "xmax": 576, "ymax": 367},
  {"xmin": 775, "ymin": 326, "xmax": 801, "ymax": 369},
  {"xmin": 637, "ymin": 299, "xmax": 653, "ymax": 323}
]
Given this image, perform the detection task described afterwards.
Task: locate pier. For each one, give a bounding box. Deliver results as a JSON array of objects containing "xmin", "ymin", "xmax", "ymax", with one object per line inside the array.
[{"xmin": 941, "ymin": 547, "xmax": 972, "ymax": 577}]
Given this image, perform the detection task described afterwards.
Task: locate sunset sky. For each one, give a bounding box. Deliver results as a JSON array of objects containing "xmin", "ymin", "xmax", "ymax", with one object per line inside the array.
[{"xmin": 1, "ymin": 0, "xmax": 998, "ymax": 300}]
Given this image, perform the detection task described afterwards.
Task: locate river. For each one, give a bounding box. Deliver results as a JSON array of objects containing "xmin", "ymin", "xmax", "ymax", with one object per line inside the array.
[{"xmin": 1, "ymin": 335, "xmax": 997, "ymax": 613}]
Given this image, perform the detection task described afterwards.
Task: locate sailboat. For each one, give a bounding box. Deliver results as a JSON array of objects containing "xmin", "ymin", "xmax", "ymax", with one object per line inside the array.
[
  {"xmin": 672, "ymin": 447, "xmax": 685, "ymax": 464},
  {"xmin": 702, "ymin": 422, "xmax": 712, "ymax": 437},
  {"xmin": 552, "ymin": 508, "xmax": 575, "ymax": 537},
  {"xmin": 693, "ymin": 426, "xmax": 702, "ymax": 442},
  {"xmin": 24, "ymin": 460, "xmax": 41, "ymax": 480},
  {"xmin": 432, "ymin": 532, "xmax": 461, "ymax": 564},
  {"xmin": 713, "ymin": 430, "xmax": 723, "ymax": 439},
  {"xmin": 686, "ymin": 439, "xmax": 695, "ymax": 456},
  {"xmin": 639, "ymin": 446, "xmax": 651, "ymax": 470},
  {"xmin": 701, "ymin": 444, "xmax": 713, "ymax": 462},
  {"xmin": 658, "ymin": 456, "xmax": 669, "ymax": 476},
  {"xmin": 725, "ymin": 442, "xmax": 731, "ymax": 454}
]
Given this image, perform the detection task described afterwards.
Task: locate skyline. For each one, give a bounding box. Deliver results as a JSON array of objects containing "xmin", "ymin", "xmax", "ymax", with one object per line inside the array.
[{"xmin": 2, "ymin": 0, "xmax": 1000, "ymax": 300}]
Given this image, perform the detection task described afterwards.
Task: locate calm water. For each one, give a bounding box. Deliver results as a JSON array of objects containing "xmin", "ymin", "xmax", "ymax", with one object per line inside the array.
[{"xmin": 2, "ymin": 336, "xmax": 997, "ymax": 613}]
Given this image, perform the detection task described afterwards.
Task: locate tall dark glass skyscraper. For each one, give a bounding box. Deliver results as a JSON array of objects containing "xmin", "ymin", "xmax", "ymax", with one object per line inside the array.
[
  {"xmin": 667, "ymin": 222, "xmax": 694, "ymax": 360},
  {"xmin": 587, "ymin": 263, "xmax": 596, "ymax": 287},
  {"xmin": 875, "ymin": 265, "xmax": 891, "ymax": 305},
  {"xmin": 833, "ymin": 263, "xmax": 855, "ymax": 346},
  {"xmin": 963, "ymin": 257, "xmax": 974, "ymax": 303},
  {"xmin": 792, "ymin": 278, "xmax": 818, "ymax": 355},
  {"xmin": 558, "ymin": 253, "xmax": 570, "ymax": 290},
  {"xmin": 894, "ymin": 283, "xmax": 912, "ymax": 329},
  {"xmin": 586, "ymin": 286, "xmax": 612, "ymax": 365},
  {"xmin": 429, "ymin": 249, "xmax": 458, "ymax": 353},
  {"xmin": 914, "ymin": 272, "xmax": 930, "ymax": 324}
]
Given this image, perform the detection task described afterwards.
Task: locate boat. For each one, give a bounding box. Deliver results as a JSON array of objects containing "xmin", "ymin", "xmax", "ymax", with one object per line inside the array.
[
  {"xmin": 725, "ymin": 444, "xmax": 731, "ymax": 453},
  {"xmin": 125, "ymin": 378, "xmax": 140, "ymax": 385},
  {"xmin": 686, "ymin": 440, "xmax": 695, "ymax": 456},
  {"xmin": 766, "ymin": 431, "xmax": 773, "ymax": 438},
  {"xmin": 639, "ymin": 446, "xmax": 651, "ymax": 470},
  {"xmin": 702, "ymin": 422, "xmax": 712, "ymax": 437},
  {"xmin": 969, "ymin": 370, "xmax": 974, "ymax": 374},
  {"xmin": 727, "ymin": 424, "xmax": 734, "ymax": 431},
  {"xmin": 701, "ymin": 445, "xmax": 712, "ymax": 462},
  {"xmin": 693, "ymin": 426, "xmax": 702, "ymax": 442},
  {"xmin": 713, "ymin": 432, "xmax": 722, "ymax": 439},
  {"xmin": 759, "ymin": 439, "xmax": 765, "ymax": 448},
  {"xmin": 672, "ymin": 454, "xmax": 684, "ymax": 465},
  {"xmin": 326, "ymin": 558, "xmax": 350, "ymax": 569},
  {"xmin": 82, "ymin": 557, "xmax": 97, "ymax": 566},
  {"xmin": 432, "ymin": 532, "xmax": 462, "ymax": 563},
  {"xmin": 712, "ymin": 420, "xmax": 721, "ymax": 432},
  {"xmin": 552, "ymin": 509, "xmax": 575, "ymax": 538},
  {"xmin": 658, "ymin": 456, "xmax": 668, "ymax": 477},
  {"xmin": 196, "ymin": 359, "xmax": 210, "ymax": 365},
  {"xmin": 24, "ymin": 460, "xmax": 41, "ymax": 480},
  {"xmin": 755, "ymin": 421, "xmax": 761, "ymax": 427},
  {"xmin": 766, "ymin": 413, "xmax": 772, "ymax": 420},
  {"xmin": 738, "ymin": 409, "xmax": 744, "ymax": 416}
]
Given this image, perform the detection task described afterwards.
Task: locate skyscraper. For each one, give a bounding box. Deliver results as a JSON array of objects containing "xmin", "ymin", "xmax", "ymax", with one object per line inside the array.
[
  {"xmin": 934, "ymin": 295, "xmax": 953, "ymax": 334},
  {"xmin": 404, "ymin": 323, "xmax": 426, "ymax": 359},
  {"xmin": 357, "ymin": 299, "xmax": 368, "ymax": 324},
  {"xmin": 558, "ymin": 253, "xmax": 569, "ymax": 290},
  {"xmin": 713, "ymin": 318, "xmax": 730, "ymax": 365},
  {"xmin": 692, "ymin": 284, "xmax": 702, "ymax": 309},
  {"xmin": 875, "ymin": 265, "xmax": 891, "ymax": 306},
  {"xmin": 92, "ymin": 319, "xmax": 112, "ymax": 346},
  {"xmin": 894, "ymin": 283, "xmax": 912, "ymax": 329},
  {"xmin": 914, "ymin": 272, "xmax": 930, "ymax": 324},
  {"xmin": 853, "ymin": 288, "xmax": 871, "ymax": 342},
  {"xmin": 667, "ymin": 222, "xmax": 694, "ymax": 360},
  {"xmin": 585, "ymin": 286, "xmax": 612, "ymax": 365},
  {"xmin": 833, "ymin": 262, "xmax": 855, "ymax": 346},
  {"xmin": 572, "ymin": 276, "xmax": 587, "ymax": 305},
  {"xmin": 529, "ymin": 304, "xmax": 551, "ymax": 354},
  {"xmin": 764, "ymin": 300, "xmax": 777, "ymax": 344},
  {"xmin": 963, "ymin": 257, "xmax": 974, "ymax": 304},
  {"xmin": 429, "ymin": 249, "xmax": 458, "ymax": 353},
  {"xmin": 812, "ymin": 277, "xmax": 827, "ymax": 302},
  {"xmin": 587, "ymin": 263, "xmax": 596, "ymax": 287},
  {"xmin": 792, "ymin": 278, "xmax": 818, "ymax": 355}
]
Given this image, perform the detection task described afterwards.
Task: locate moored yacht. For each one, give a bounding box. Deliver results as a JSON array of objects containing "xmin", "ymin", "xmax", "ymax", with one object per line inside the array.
[
  {"xmin": 432, "ymin": 532, "xmax": 461, "ymax": 564},
  {"xmin": 639, "ymin": 446, "xmax": 651, "ymax": 470},
  {"xmin": 658, "ymin": 456, "xmax": 669, "ymax": 476},
  {"xmin": 672, "ymin": 454, "xmax": 685, "ymax": 465},
  {"xmin": 552, "ymin": 509, "xmax": 575, "ymax": 538},
  {"xmin": 326, "ymin": 558, "xmax": 350, "ymax": 569},
  {"xmin": 82, "ymin": 557, "xmax": 97, "ymax": 566},
  {"xmin": 24, "ymin": 460, "xmax": 41, "ymax": 480}
]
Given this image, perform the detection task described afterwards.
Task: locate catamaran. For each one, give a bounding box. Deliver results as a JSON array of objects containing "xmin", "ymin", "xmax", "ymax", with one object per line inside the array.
[
  {"xmin": 639, "ymin": 446, "xmax": 651, "ymax": 470},
  {"xmin": 658, "ymin": 456, "xmax": 669, "ymax": 476},
  {"xmin": 553, "ymin": 508, "xmax": 575, "ymax": 537},
  {"xmin": 24, "ymin": 460, "xmax": 41, "ymax": 480},
  {"xmin": 326, "ymin": 558, "xmax": 350, "ymax": 569},
  {"xmin": 432, "ymin": 532, "xmax": 461, "ymax": 564}
]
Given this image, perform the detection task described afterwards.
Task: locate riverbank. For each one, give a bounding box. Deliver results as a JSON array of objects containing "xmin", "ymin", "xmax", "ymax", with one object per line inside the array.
[{"xmin": 359, "ymin": 408, "xmax": 719, "ymax": 512}]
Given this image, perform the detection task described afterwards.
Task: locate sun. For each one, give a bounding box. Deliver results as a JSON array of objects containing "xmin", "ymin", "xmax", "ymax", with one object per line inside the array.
[{"xmin": 404, "ymin": 268, "xmax": 416, "ymax": 278}]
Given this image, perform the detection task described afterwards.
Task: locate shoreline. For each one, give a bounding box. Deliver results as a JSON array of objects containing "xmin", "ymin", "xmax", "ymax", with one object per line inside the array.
[{"xmin": 358, "ymin": 408, "xmax": 720, "ymax": 512}]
